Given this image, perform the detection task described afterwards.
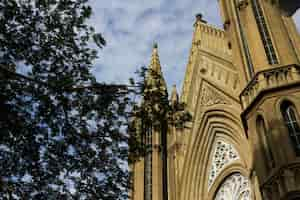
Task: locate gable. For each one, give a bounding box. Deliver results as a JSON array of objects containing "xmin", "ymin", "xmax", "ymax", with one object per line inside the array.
[
  {"xmin": 198, "ymin": 80, "xmax": 231, "ymax": 107},
  {"xmin": 192, "ymin": 80, "xmax": 238, "ymax": 123}
]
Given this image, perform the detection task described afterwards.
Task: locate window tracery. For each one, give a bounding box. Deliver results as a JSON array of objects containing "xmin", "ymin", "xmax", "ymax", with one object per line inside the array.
[
  {"xmin": 214, "ymin": 173, "xmax": 251, "ymax": 200},
  {"xmin": 208, "ymin": 140, "xmax": 240, "ymax": 188}
]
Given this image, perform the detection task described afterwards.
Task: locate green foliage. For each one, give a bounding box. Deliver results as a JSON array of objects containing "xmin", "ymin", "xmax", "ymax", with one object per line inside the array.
[
  {"xmin": 0, "ymin": 1, "xmax": 191, "ymax": 199},
  {"xmin": 0, "ymin": 1, "xmax": 129, "ymax": 199},
  {"xmin": 134, "ymin": 66, "xmax": 191, "ymax": 130},
  {"xmin": 128, "ymin": 67, "xmax": 192, "ymax": 163}
]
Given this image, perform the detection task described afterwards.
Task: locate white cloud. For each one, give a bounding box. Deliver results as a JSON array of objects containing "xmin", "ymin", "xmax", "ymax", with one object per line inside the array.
[
  {"xmin": 293, "ymin": 10, "xmax": 300, "ymax": 31},
  {"xmin": 88, "ymin": 0, "xmax": 221, "ymax": 90},
  {"xmin": 89, "ymin": 1, "xmax": 300, "ymax": 93}
]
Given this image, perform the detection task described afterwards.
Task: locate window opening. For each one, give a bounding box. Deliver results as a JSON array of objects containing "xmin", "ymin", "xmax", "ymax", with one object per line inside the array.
[
  {"xmin": 144, "ymin": 126, "xmax": 152, "ymax": 200},
  {"xmin": 281, "ymin": 102, "xmax": 300, "ymax": 156},
  {"xmin": 256, "ymin": 116, "xmax": 275, "ymax": 168},
  {"xmin": 251, "ymin": 0, "xmax": 279, "ymax": 65}
]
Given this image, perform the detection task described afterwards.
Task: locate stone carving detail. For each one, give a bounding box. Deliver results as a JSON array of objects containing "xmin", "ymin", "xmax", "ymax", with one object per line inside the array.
[
  {"xmin": 237, "ymin": 0, "xmax": 249, "ymax": 10},
  {"xmin": 214, "ymin": 173, "xmax": 251, "ymax": 200},
  {"xmin": 199, "ymin": 84, "xmax": 229, "ymax": 107},
  {"xmin": 240, "ymin": 64, "xmax": 300, "ymax": 109},
  {"xmin": 208, "ymin": 140, "xmax": 239, "ymax": 188}
]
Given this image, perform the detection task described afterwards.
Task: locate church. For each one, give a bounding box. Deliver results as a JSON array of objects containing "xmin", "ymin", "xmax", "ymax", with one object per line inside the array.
[{"xmin": 131, "ymin": 0, "xmax": 300, "ymax": 199}]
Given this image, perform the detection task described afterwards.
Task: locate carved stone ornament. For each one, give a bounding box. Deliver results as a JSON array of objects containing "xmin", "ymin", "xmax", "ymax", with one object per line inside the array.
[
  {"xmin": 208, "ymin": 140, "xmax": 240, "ymax": 189},
  {"xmin": 237, "ymin": 0, "xmax": 249, "ymax": 10},
  {"xmin": 199, "ymin": 84, "xmax": 229, "ymax": 107},
  {"xmin": 214, "ymin": 173, "xmax": 251, "ymax": 200}
]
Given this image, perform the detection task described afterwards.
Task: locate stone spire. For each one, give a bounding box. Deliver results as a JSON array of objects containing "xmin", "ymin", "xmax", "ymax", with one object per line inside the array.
[
  {"xmin": 170, "ymin": 84, "xmax": 179, "ymax": 105},
  {"xmin": 146, "ymin": 43, "xmax": 167, "ymax": 92},
  {"xmin": 150, "ymin": 43, "xmax": 162, "ymax": 73}
]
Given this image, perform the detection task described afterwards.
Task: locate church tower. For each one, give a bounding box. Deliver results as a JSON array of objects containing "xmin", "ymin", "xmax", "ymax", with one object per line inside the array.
[
  {"xmin": 218, "ymin": 0, "xmax": 300, "ymax": 199},
  {"xmin": 219, "ymin": 0, "xmax": 300, "ymax": 85},
  {"xmin": 130, "ymin": 44, "xmax": 166, "ymax": 200}
]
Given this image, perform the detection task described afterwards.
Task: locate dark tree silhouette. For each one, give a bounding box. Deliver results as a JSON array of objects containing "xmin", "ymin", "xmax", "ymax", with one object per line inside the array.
[
  {"xmin": 0, "ymin": 1, "xmax": 190, "ymax": 199},
  {"xmin": 0, "ymin": 1, "xmax": 130, "ymax": 199}
]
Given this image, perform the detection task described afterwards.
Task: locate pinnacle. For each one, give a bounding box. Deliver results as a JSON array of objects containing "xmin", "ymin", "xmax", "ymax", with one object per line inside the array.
[
  {"xmin": 146, "ymin": 43, "xmax": 167, "ymax": 92},
  {"xmin": 171, "ymin": 84, "xmax": 179, "ymax": 104},
  {"xmin": 196, "ymin": 13, "xmax": 203, "ymax": 21},
  {"xmin": 195, "ymin": 13, "xmax": 207, "ymax": 24},
  {"xmin": 150, "ymin": 42, "xmax": 162, "ymax": 73}
]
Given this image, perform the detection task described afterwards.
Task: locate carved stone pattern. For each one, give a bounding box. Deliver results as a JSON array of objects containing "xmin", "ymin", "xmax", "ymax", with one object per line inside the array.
[
  {"xmin": 208, "ymin": 140, "xmax": 240, "ymax": 189},
  {"xmin": 199, "ymin": 84, "xmax": 229, "ymax": 107},
  {"xmin": 241, "ymin": 64, "xmax": 300, "ymax": 109},
  {"xmin": 214, "ymin": 173, "xmax": 251, "ymax": 200}
]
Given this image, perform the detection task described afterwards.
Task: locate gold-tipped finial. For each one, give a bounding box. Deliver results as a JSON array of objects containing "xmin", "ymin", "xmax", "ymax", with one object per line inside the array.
[
  {"xmin": 195, "ymin": 13, "xmax": 207, "ymax": 23},
  {"xmin": 196, "ymin": 13, "xmax": 202, "ymax": 21}
]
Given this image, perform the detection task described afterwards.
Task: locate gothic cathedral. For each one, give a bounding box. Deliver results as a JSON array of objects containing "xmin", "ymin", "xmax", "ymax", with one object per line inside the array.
[{"xmin": 131, "ymin": 0, "xmax": 300, "ymax": 199}]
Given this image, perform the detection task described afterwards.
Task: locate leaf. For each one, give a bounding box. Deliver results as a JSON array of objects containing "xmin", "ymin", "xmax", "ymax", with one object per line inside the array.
[{"xmin": 93, "ymin": 33, "xmax": 106, "ymax": 48}]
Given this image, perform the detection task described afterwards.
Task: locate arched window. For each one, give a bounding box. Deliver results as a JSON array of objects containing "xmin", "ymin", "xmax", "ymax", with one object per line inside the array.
[
  {"xmin": 256, "ymin": 116, "xmax": 275, "ymax": 168},
  {"xmin": 281, "ymin": 101, "xmax": 300, "ymax": 156},
  {"xmin": 214, "ymin": 173, "xmax": 251, "ymax": 200}
]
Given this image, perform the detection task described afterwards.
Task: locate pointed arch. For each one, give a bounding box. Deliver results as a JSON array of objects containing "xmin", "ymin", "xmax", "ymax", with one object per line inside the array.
[
  {"xmin": 280, "ymin": 100, "xmax": 300, "ymax": 156},
  {"xmin": 207, "ymin": 139, "xmax": 240, "ymax": 189},
  {"xmin": 256, "ymin": 115, "xmax": 275, "ymax": 168},
  {"xmin": 179, "ymin": 105, "xmax": 252, "ymax": 200},
  {"xmin": 214, "ymin": 173, "xmax": 252, "ymax": 200}
]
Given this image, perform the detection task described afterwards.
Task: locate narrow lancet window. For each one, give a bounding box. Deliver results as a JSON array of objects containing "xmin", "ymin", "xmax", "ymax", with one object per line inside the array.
[
  {"xmin": 281, "ymin": 102, "xmax": 300, "ymax": 156},
  {"xmin": 251, "ymin": 0, "xmax": 279, "ymax": 65},
  {"xmin": 256, "ymin": 116, "xmax": 275, "ymax": 168},
  {"xmin": 143, "ymin": 122, "xmax": 153, "ymax": 200}
]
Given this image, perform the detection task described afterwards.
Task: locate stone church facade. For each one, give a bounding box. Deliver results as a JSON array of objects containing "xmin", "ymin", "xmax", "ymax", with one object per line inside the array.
[{"xmin": 131, "ymin": 0, "xmax": 300, "ymax": 199}]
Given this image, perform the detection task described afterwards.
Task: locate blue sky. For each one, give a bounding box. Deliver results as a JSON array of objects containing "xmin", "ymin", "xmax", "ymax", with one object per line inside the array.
[{"xmin": 89, "ymin": 0, "xmax": 300, "ymax": 93}]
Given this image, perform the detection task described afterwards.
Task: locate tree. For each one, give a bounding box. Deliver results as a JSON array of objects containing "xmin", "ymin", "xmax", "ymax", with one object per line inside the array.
[{"xmin": 0, "ymin": 0, "xmax": 131, "ymax": 199}]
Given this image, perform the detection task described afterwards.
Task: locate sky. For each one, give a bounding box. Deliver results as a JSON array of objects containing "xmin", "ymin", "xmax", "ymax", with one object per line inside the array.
[{"xmin": 89, "ymin": 0, "xmax": 300, "ymax": 93}]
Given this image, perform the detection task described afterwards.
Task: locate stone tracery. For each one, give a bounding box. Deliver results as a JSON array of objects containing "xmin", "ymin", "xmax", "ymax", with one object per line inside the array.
[
  {"xmin": 214, "ymin": 173, "xmax": 251, "ymax": 200},
  {"xmin": 208, "ymin": 140, "xmax": 240, "ymax": 188}
]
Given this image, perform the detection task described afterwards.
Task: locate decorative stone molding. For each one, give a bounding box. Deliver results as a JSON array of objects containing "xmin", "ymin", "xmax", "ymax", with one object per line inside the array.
[
  {"xmin": 200, "ymin": 83, "xmax": 230, "ymax": 107},
  {"xmin": 223, "ymin": 20, "xmax": 231, "ymax": 30},
  {"xmin": 240, "ymin": 64, "xmax": 300, "ymax": 110},
  {"xmin": 261, "ymin": 163, "xmax": 300, "ymax": 199},
  {"xmin": 208, "ymin": 140, "xmax": 240, "ymax": 189},
  {"xmin": 167, "ymin": 142, "xmax": 182, "ymax": 154},
  {"xmin": 237, "ymin": 0, "xmax": 249, "ymax": 10}
]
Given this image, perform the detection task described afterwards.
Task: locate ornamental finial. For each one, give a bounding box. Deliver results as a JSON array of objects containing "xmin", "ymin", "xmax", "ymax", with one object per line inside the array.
[{"xmin": 195, "ymin": 13, "xmax": 207, "ymax": 23}]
